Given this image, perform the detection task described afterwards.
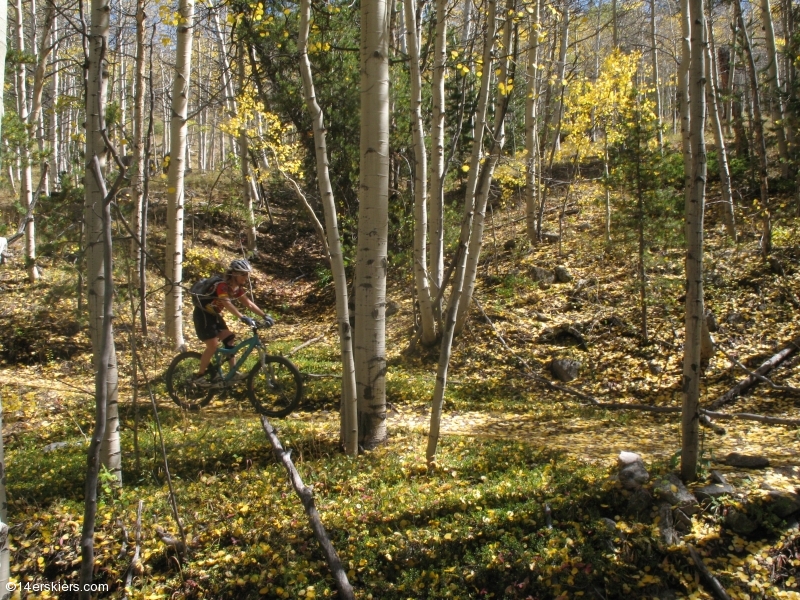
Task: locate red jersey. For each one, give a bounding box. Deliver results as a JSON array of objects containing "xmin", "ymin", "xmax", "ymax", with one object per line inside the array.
[{"xmin": 204, "ymin": 281, "xmax": 246, "ymax": 314}]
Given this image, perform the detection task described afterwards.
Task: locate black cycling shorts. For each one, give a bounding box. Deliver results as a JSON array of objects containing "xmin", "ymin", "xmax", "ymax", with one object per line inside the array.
[{"xmin": 193, "ymin": 307, "xmax": 230, "ymax": 341}]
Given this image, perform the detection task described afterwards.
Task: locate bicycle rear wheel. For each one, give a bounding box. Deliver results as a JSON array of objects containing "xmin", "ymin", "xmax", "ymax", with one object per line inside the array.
[
  {"xmin": 165, "ymin": 351, "xmax": 215, "ymax": 410},
  {"xmin": 247, "ymin": 356, "xmax": 303, "ymax": 417}
]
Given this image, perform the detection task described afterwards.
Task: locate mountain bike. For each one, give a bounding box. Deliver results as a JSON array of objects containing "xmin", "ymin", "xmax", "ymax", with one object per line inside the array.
[{"xmin": 165, "ymin": 320, "xmax": 303, "ymax": 417}]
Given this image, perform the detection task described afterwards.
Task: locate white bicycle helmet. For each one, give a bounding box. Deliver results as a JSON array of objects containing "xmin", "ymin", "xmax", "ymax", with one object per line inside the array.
[{"xmin": 229, "ymin": 259, "xmax": 252, "ymax": 274}]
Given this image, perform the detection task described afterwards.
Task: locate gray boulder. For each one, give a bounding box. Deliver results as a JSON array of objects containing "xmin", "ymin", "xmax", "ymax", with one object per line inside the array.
[
  {"xmin": 725, "ymin": 452, "xmax": 770, "ymax": 469},
  {"xmin": 550, "ymin": 358, "xmax": 581, "ymax": 382},
  {"xmin": 654, "ymin": 473, "xmax": 698, "ymax": 513},
  {"xmin": 618, "ymin": 452, "xmax": 649, "ymax": 490},
  {"xmin": 531, "ymin": 266, "xmax": 555, "ymax": 283},
  {"xmin": 554, "ymin": 265, "xmax": 573, "ymax": 283}
]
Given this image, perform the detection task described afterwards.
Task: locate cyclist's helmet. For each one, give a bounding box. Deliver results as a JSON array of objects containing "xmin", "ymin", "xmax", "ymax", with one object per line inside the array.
[{"xmin": 229, "ymin": 259, "xmax": 253, "ymax": 274}]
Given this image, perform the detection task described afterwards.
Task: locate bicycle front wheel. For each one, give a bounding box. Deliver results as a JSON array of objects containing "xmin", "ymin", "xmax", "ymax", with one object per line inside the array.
[
  {"xmin": 247, "ymin": 356, "xmax": 303, "ymax": 417},
  {"xmin": 165, "ymin": 351, "xmax": 215, "ymax": 410}
]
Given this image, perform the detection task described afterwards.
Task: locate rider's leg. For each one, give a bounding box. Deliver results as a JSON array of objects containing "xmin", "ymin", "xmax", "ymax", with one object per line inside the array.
[
  {"xmin": 198, "ymin": 337, "xmax": 219, "ymax": 374},
  {"xmin": 219, "ymin": 330, "xmax": 236, "ymax": 367}
]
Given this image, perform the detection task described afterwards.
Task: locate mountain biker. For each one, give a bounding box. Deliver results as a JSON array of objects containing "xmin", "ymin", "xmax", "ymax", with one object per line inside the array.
[{"xmin": 192, "ymin": 259, "xmax": 274, "ymax": 386}]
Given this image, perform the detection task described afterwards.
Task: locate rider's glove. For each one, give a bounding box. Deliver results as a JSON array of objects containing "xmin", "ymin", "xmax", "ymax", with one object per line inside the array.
[
  {"xmin": 263, "ymin": 315, "xmax": 275, "ymax": 327},
  {"xmin": 240, "ymin": 316, "xmax": 256, "ymax": 328}
]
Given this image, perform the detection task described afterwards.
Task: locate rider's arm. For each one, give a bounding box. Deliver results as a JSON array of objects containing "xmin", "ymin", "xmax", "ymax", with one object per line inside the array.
[
  {"xmin": 239, "ymin": 295, "xmax": 266, "ymax": 318},
  {"xmin": 217, "ymin": 297, "xmax": 247, "ymax": 319}
]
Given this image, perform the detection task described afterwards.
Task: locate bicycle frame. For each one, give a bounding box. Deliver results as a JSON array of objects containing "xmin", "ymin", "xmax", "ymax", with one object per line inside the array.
[{"xmin": 211, "ymin": 329, "xmax": 266, "ymax": 383}]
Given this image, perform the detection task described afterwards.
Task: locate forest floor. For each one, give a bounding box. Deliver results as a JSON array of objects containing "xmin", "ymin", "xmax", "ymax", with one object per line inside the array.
[{"xmin": 0, "ymin": 173, "xmax": 799, "ymax": 599}]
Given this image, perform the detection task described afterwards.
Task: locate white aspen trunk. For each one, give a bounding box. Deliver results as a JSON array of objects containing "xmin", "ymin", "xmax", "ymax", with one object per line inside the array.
[
  {"xmin": 356, "ymin": 0, "xmax": 390, "ymax": 449},
  {"xmin": 164, "ymin": 0, "xmax": 194, "ymax": 350},
  {"xmin": 84, "ymin": 0, "xmax": 122, "ymax": 485},
  {"xmin": 404, "ymin": 0, "xmax": 436, "ymax": 345},
  {"xmin": 525, "ymin": 0, "xmax": 541, "ymax": 245},
  {"xmin": 759, "ymin": 0, "xmax": 789, "ymax": 177},
  {"xmin": 49, "ymin": 16, "xmax": 59, "ymax": 185},
  {"xmin": 428, "ymin": 0, "xmax": 497, "ymax": 466},
  {"xmin": 679, "ymin": 0, "xmax": 692, "ymax": 208},
  {"xmin": 131, "ymin": 0, "xmax": 146, "ymax": 288},
  {"xmin": 298, "ymin": 0, "xmax": 358, "ymax": 456},
  {"xmin": 650, "ymin": 0, "xmax": 663, "ymax": 150},
  {"xmin": 462, "ymin": 0, "xmax": 474, "ymax": 43},
  {"xmin": 429, "ymin": 0, "xmax": 447, "ymax": 319},
  {"xmin": 551, "ymin": 5, "xmax": 568, "ymax": 160},
  {"xmin": 736, "ymin": 0, "xmax": 771, "ymax": 255},
  {"xmin": 14, "ymin": 0, "xmax": 38, "ymax": 282},
  {"xmin": 682, "ymin": 0, "xmax": 707, "ymax": 483},
  {"xmin": 455, "ymin": 0, "xmax": 515, "ymax": 334},
  {"xmin": 706, "ymin": 20, "xmax": 736, "ymax": 240},
  {"xmin": 237, "ymin": 45, "xmax": 257, "ymax": 251}
]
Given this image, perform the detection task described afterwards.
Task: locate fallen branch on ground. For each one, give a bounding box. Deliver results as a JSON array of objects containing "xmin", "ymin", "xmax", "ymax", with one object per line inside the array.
[
  {"xmin": 287, "ymin": 334, "xmax": 326, "ymax": 357},
  {"xmin": 709, "ymin": 336, "xmax": 800, "ymax": 410},
  {"xmin": 475, "ymin": 299, "xmax": 800, "ymax": 427},
  {"xmin": 260, "ymin": 416, "xmax": 354, "ymax": 600},
  {"xmin": 720, "ymin": 348, "xmax": 800, "ymax": 395},
  {"xmin": 687, "ymin": 544, "xmax": 732, "ymax": 600}
]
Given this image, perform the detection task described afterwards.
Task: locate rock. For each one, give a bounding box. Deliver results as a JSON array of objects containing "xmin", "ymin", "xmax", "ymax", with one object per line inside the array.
[
  {"xmin": 618, "ymin": 452, "xmax": 649, "ymax": 490},
  {"xmin": 386, "ymin": 300, "xmax": 401, "ymax": 318},
  {"xmin": 654, "ymin": 473, "xmax": 698, "ymax": 513},
  {"xmin": 706, "ymin": 310, "xmax": 719, "ymax": 332},
  {"xmin": 531, "ymin": 311, "xmax": 551, "ymax": 322},
  {"xmin": 725, "ymin": 452, "xmax": 770, "ymax": 469},
  {"xmin": 550, "ymin": 358, "xmax": 581, "ymax": 382},
  {"xmin": 725, "ymin": 508, "xmax": 759, "ymax": 535},
  {"xmin": 658, "ymin": 503, "xmax": 681, "ymax": 545},
  {"xmin": 541, "ymin": 232, "xmax": 560, "ymax": 243},
  {"xmin": 599, "ymin": 517, "xmax": 617, "ymax": 532},
  {"xmin": 765, "ymin": 490, "xmax": 800, "ymax": 518},
  {"xmin": 726, "ymin": 312, "xmax": 745, "ymax": 325},
  {"xmin": 627, "ymin": 488, "xmax": 653, "ymax": 514},
  {"xmin": 695, "ymin": 483, "xmax": 735, "ymax": 501},
  {"xmin": 531, "ymin": 266, "xmax": 555, "ymax": 284},
  {"xmin": 710, "ymin": 470, "xmax": 729, "ymax": 485},
  {"xmin": 647, "ymin": 361, "xmax": 663, "ymax": 375},
  {"xmin": 554, "ymin": 265, "xmax": 573, "ymax": 283},
  {"xmin": 43, "ymin": 441, "xmax": 76, "ymax": 453}
]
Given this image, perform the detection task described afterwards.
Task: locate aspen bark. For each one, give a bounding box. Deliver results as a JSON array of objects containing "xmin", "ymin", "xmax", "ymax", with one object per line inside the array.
[
  {"xmin": 131, "ymin": 0, "xmax": 146, "ymax": 288},
  {"xmin": 403, "ymin": 0, "xmax": 436, "ymax": 345},
  {"xmin": 682, "ymin": 0, "xmax": 707, "ymax": 483},
  {"xmin": 736, "ymin": 0, "xmax": 771, "ymax": 256},
  {"xmin": 165, "ymin": 0, "xmax": 195, "ymax": 350},
  {"xmin": 429, "ymin": 0, "xmax": 497, "ymax": 466},
  {"xmin": 705, "ymin": 20, "xmax": 736, "ymax": 240},
  {"xmin": 456, "ymin": 0, "xmax": 516, "ymax": 334},
  {"xmin": 759, "ymin": 0, "xmax": 789, "ymax": 177},
  {"xmin": 679, "ymin": 0, "xmax": 692, "ymax": 202},
  {"xmin": 525, "ymin": 0, "xmax": 541, "ymax": 245},
  {"xmin": 237, "ymin": 45, "xmax": 257, "ymax": 251},
  {"xmin": 83, "ymin": 0, "xmax": 121, "ymax": 486},
  {"xmin": 429, "ymin": 0, "xmax": 447, "ymax": 320},
  {"xmin": 298, "ymin": 0, "xmax": 358, "ymax": 456},
  {"xmin": 356, "ymin": 0, "xmax": 390, "ymax": 449},
  {"xmin": 650, "ymin": 0, "xmax": 663, "ymax": 150}
]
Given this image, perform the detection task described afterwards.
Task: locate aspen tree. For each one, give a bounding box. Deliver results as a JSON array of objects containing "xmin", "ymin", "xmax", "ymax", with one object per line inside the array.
[
  {"xmin": 429, "ymin": 0, "xmax": 447, "ymax": 323},
  {"xmin": 525, "ymin": 0, "xmax": 542, "ymax": 245},
  {"xmin": 735, "ymin": 0, "xmax": 771, "ymax": 256},
  {"xmin": 131, "ymin": 0, "xmax": 146, "ymax": 289},
  {"xmin": 428, "ymin": 0, "xmax": 497, "ymax": 467},
  {"xmin": 759, "ymin": 0, "xmax": 789, "ymax": 177},
  {"xmin": 403, "ymin": 0, "xmax": 436, "ymax": 345},
  {"xmin": 682, "ymin": 0, "xmax": 707, "ymax": 483},
  {"xmin": 650, "ymin": 0, "xmax": 663, "ymax": 150},
  {"xmin": 0, "ymin": 2, "xmax": 8, "ymax": 591},
  {"xmin": 165, "ymin": 0, "xmax": 195, "ymax": 350},
  {"xmin": 705, "ymin": 19, "xmax": 736, "ymax": 240},
  {"xmin": 355, "ymin": 0, "xmax": 390, "ymax": 449},
  {"xmin": 297, "ymin": 0, "xmax": 358, "ymax": 455},
  {"xmin": 455, "ymin": 0, "xmax": 517, "ymax": 334}
]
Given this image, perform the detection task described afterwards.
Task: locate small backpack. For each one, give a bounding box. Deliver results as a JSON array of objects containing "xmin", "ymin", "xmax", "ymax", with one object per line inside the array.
[{"xmin": 190, "ymin": 275, "xmax": 224, "ymax": 309}]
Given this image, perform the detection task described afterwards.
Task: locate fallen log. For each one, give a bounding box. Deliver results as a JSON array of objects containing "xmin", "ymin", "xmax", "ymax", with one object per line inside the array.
[
  {"xmin": 260, "ymin": 416, "xmax": 355, "ymax": 600},
  {"xmin": 709, "ymin": 336, "xmax": 800, "ymax": 410},
  {"xmin": 687, "ymin": 544, "xmax": 732, "ymax": 600}
]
